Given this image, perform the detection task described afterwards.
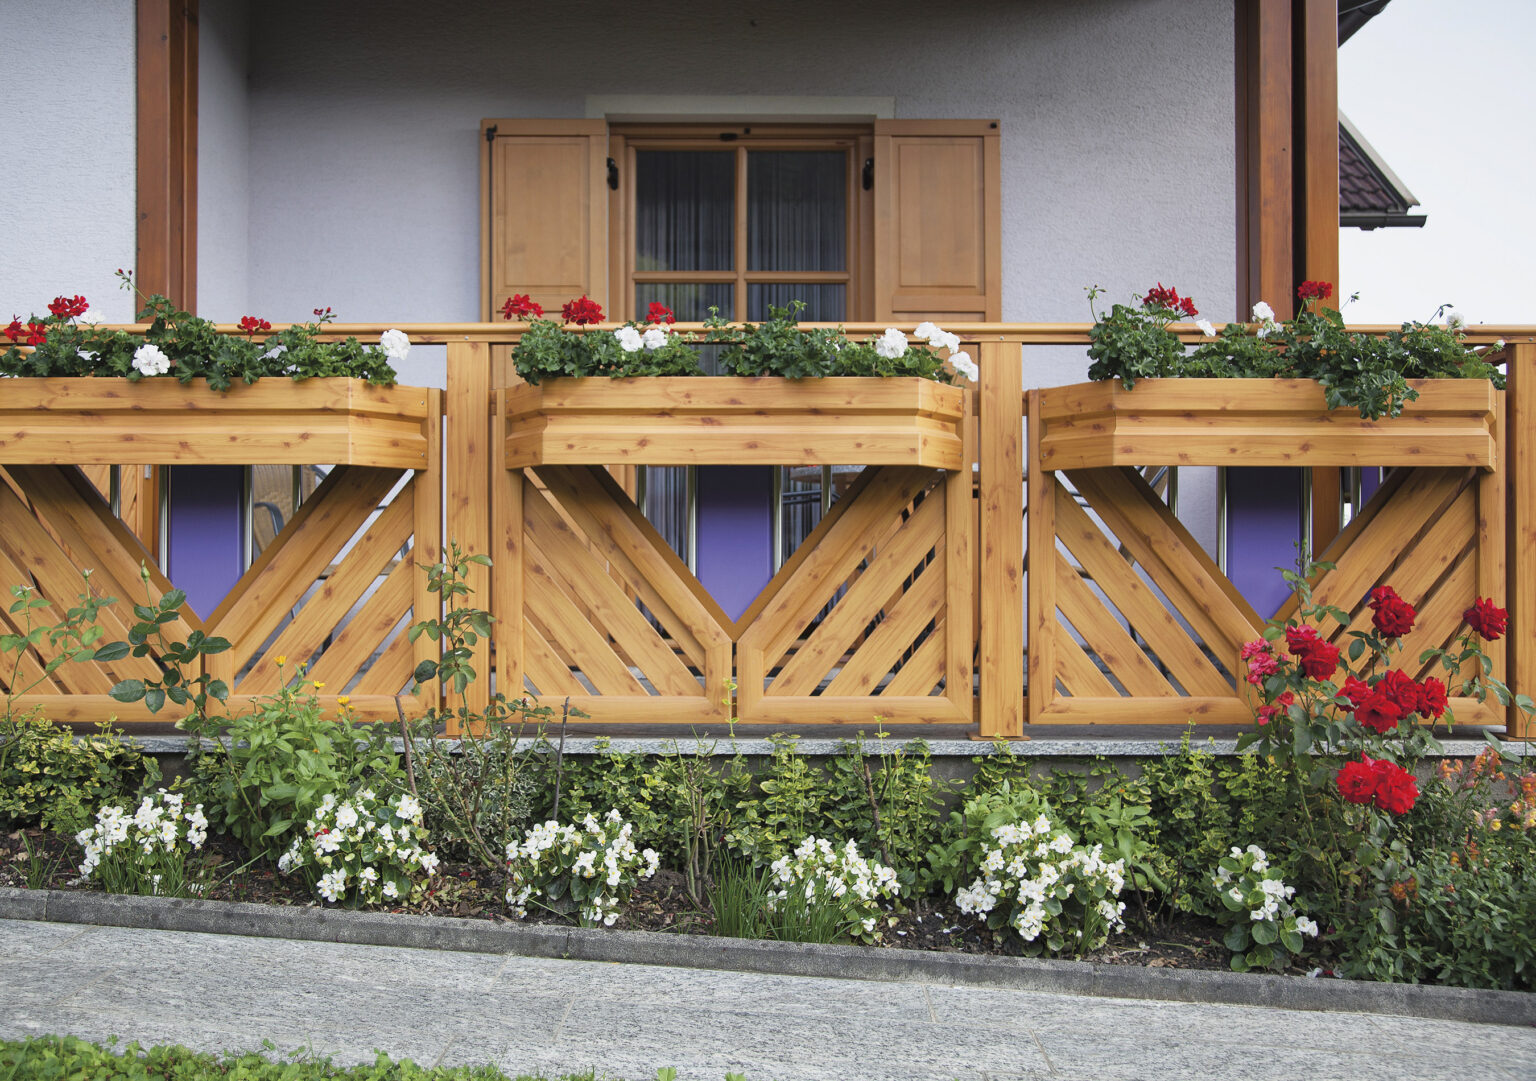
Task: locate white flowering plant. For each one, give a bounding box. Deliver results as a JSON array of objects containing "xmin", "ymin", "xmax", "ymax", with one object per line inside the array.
[
  {"xmin": 954, "ymin": 813, "xmax": 1128, "ymax": 958},
  {"xmin": 0, "ymin": 272, "xmax": 397, "ymax": 389},
  {"xmin": 505, "ymin": 810, "xmax": 659, "ymax": 927},
  {"xmin": 74, "ymin": 789, "xmax": 209, "ymax": 897},
  {"xmin": 1212, "ymin": 844, "xmax": 1319, "ymax": 972},
  {"xmin": 765, "ymin": 836, "xmax": 901, "ymax": 944},
  {"xmin": 278, "ymin": 789, "xmax": 439, "ymax": 907},
  {"xmin": 710, "ymin": 302, "xmax": 969, "ymax": 382}
]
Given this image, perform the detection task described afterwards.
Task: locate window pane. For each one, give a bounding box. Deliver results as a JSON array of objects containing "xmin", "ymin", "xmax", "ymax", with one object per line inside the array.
[
  {"xmin": 748, "ymin": 283, "xmax": 846, "ymax": 322},
  {"xmin": 748, "ymin": 151, "xmax": 846, "ymax": 271},
  {"xmin": 635, "ymin": 151, "xmax": 734, "ymax": 272},
  {"xmin": 639, "ymin": 465, "xmax": 690, "ymax": 565}
]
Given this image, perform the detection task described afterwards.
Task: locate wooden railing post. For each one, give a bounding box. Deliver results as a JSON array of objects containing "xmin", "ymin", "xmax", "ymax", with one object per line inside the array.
[
  {"xmin": 445, "ymin": 339, "xmax": 494, "ymax": 723},
  {"xmin": 978, "ymin": 337, "xmax": 1024, "ymax": 738},
  {"xmin": 1507, "ymin": 344, "xmax": 1535, "ymax": 739}
]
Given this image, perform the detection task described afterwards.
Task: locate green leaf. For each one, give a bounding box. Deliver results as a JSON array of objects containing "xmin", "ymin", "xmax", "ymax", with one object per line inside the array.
[
  {"xmin": 109, "ymin": 679, "xmax": 146, "ymax": 703},
  {"xmin": 144, "ymin": 687, "xmax": 166, "ymax": 713},
  {"xmin": 1223, "ymin": 923, "xmax": 1250, "ymax": 952},
  {"xmin": 1251, "ymin": 920, "xmax": 1278, "ymax": 946},
  {"xmin": 413, "ymin": 659, "xmax": 440, "ymax": 684},
  {"xmin": 92, "ymin": 640, "xmax": 130, "ymax": 662}
]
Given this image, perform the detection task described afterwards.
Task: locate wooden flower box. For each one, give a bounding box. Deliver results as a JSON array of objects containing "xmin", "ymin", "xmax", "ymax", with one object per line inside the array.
[
  {"xmin": 0, "ymin": 378, "xmax": 433, "ymax": 468},
  {"xmin": 502, "ymin": 376, "xmax": 967, "ymax": 469},
  {"xmin": 1034, "ymin": 378, "xmax": 1498, "ymax": 470}
]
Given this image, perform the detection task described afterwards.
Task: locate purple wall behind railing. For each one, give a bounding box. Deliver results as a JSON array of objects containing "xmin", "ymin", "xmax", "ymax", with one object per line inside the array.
[
  {"xmin": 166, "ymin": 465, "xmax": 245, "ymax": 619},
  {"xmin": 694, "ymin": 465, "xmax": 774, "ymax": 622},
  {"xmin": 1224, "ymin": 467, "xmax": 1305, "ymax": 620}
]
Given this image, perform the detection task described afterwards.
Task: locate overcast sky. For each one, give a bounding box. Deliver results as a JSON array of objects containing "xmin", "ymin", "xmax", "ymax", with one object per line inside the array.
[{"xmin": 1338, "ymin": 0, "xmax": 1535, "ymax": 327}]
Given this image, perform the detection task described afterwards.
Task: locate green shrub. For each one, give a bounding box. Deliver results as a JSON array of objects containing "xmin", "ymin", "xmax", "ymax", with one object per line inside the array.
[{"xmin": 0, "ymin": 715, "xmax": 158, "ymax": 832}]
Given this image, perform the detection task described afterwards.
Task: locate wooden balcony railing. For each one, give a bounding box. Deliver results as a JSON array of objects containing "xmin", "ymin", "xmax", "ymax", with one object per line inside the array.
[{"xmin": 3, "ymin": 322, "xmax": 1534, "ymax": 739}]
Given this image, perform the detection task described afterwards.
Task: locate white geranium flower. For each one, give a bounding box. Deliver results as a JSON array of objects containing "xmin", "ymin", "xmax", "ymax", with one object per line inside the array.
[
  {"xmin": 874, "ymin": 327, "xmax": 908, "ymax": 359},
  {"xmin": 1252, "ymin": 301, "xmax": 1275, "ymax": 322},
  {"xmin": 1445, "ymin": 310, "xmax": 1467, "ymax": 332},
  {"xmin": 614, "ymin": 326, "xmax": 643, "ymax": 352},
  {"xmin": 949, "ymin": 351, "xmax": 977, "ymax": 382},
  {"xmin": 379, "ymin": 329, "xmax": 411, "ymax": 361},
  {"xmin": 1196, "ymin": 318, "xmax": 1217, "ymax": 337},
  {"xmin": 77, "ymin": 310, "xmax": 102, "ymax": 326},
  {"xmin": 914, "ymin": 321, "xmax": 941, "ymax": 341},
  {"xmin": 934, "ymin": 330, "xmax": 962, "ymax": 353},
  {"xmin": 641, "ymin": 326, "xmax": 668, "ymax": 351},
  {"xmin": 132, "ymin": 343, "xmax": 171, "ymax": 377}
]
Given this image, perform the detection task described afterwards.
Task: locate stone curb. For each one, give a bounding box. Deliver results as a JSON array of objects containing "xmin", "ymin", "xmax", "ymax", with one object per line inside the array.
[{"xmin": 3, "ymin": 887, "xmax": 1531, "ymax": 1026}]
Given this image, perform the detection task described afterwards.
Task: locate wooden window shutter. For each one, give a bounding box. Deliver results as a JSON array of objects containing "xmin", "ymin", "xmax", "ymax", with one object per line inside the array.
[
  {"xmin": 872, "ymin": 120, "xmax": 1002, "ymax": 323},
  {"xmin": 482, "ymin": 120, "xmax": 610, "ymax": 320}
]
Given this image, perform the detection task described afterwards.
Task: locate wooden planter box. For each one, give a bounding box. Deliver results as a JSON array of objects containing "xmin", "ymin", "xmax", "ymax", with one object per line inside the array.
[
  {"xmin": 0, "ymin": 378, "xmax": 433, "ymax": 468},
  {"xmin": 1035, "ymin": 378, "xmax": 1498, "ymax": 470},
  {"xmin": 503, "ymin": 376, "xmax": 967, "ymax": 469}
]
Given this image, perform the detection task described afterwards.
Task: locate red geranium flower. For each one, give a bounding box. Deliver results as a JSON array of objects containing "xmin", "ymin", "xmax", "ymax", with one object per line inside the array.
[
  {"xmin": 1354, "ymin": 690, "xmax": 1404, "ymax": 735},
  {"xmin": 1337, "ymin": 758, "xmax": 1378, "ymax": 805},
  {"xmin": 1368, "ymin": 585, "xmax": 1416, "ymax": 638},
  {"xmin": 238, "ymin": 315, "xmax": 272, "ymax": 336},
  {"xmin": 1418, "ymin": 676, "xmax": 1448, "ymax": 720},
  {"xmin": 561, "ymin": 295, "xmax": 604, "ymax": 326},
  {"xmin": 644, "ymin": 301, "xmax": 676, "ymax": 325},
  {"xmin": 47, "ymin": 295, "xmax": 89, "ymax": 319},
  {"xmin": 1143, "ymin": 283, "xmax": 1198, "ymax": 319},
  {"xmin": 1464, "ymin": 597, "xmax": 1507, "ymax": 641},
  {"xmin": 1298, "ymin": 280, "xmax": 1333, "ymax": 302},
  {"xmin": 501, "ymin": 294, "xmax": 544, "ymax": 321},
  {"xmin": 3, "ymin": 317, "xmax": 21, "ymax": 342},
  {"xmin": 313, "ymin": 306, "xmax": 334, "ymax": 320},
  {"xmin": 24, "ymin": 321, "xmax": 48, "ymax": 346}
]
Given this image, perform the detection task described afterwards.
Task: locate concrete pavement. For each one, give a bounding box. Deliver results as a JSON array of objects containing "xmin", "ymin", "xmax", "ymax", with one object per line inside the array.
[{"xmin": 2, "ymin": 917, "xmax": 1534, "ymax": 1081}]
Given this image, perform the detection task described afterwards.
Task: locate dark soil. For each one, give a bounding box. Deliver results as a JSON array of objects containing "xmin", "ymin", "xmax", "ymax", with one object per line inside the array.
[{"xmin": 1, "ymin": 826, "xmax": 1238, "ymax": 973}]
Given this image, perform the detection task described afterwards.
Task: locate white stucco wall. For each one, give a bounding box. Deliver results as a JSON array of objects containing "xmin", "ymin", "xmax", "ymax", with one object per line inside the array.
[
  {"xmin": 196, "ymin": 0, "xmax": 251, "ymax": 321},
  {"xmin": 0, "ymin": 0, "xmax": 137, "ymax": 323}
]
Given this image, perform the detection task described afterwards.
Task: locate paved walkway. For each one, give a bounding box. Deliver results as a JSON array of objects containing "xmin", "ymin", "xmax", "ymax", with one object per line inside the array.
[{"xmin": 2, "ymin": 918, "xmax": 1533, "ymax": 1081}]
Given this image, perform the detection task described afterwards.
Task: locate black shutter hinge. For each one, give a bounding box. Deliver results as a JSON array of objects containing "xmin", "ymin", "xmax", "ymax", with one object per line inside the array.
[
  {"xmin": 607, "ymin": 157, "xmax": 619, "ymax": 190},
  {"xmin": 862, "ymin": 158, "xmax": 874, "ymax": 191},
  {"xmin": 484, "ymin": 124, "xmax": 497, "ymax": 144}
]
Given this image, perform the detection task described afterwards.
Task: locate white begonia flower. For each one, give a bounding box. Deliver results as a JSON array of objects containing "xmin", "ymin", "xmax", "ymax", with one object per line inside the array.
[
  {"xmin": 397, "ymin": 794, "xmax": 422, "ymax": 821},
  {"xmin": 1196, "ymin": 318, "xmax": 1217, "ymax": 337},
  {"xmin": 641, "ymin": 326, "xmax": 668, "ymax": 351},
  {"xmin": 133, "ymin": 343, "xmax": 171, "ymax": 377},
  {"xmin": 1252, "ymin": 301, "xmax": 1276, "ymax": 322},
  {"xmin": 317, "ymin": 869, "xmax": 347, "ymax": 903},
  {"xmin": 379, "ymin": 329, "xmax": 411, "ymax": 361},
  {"xmin": 1295, "ymin": 916, "xmax": 1319, "ymax": 937},
  {"xmin": 1445, "ymin": 310, "xmax": 1467, "ymax": 332},
  {"xmin": 418, "ymin": 851, "xmax": 439, "ymax": 875},
  {"xmin": 614, "ymin": 326, "xmax": 643, "ymax": 352},
  {"xmin": 875, "ymin": 327, "xmax": 908, "ymax": 359},
  {"xmin": 382, "ymin": 880, "xmax": 400, "ymax": 900}
]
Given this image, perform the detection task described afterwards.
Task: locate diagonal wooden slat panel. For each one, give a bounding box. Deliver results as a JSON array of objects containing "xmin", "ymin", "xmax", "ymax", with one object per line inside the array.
[
  {"xmin": 824, "ymin": 552, "xmax": 947, "ymax": 697},
  {"xmin": 1068, "ymin": 468, "xmax": 1261, "ymax": 664},
  {"xmin": 303, "ymin": 557, "xmax": 414, "ymax": 691},
  {"xmin": 1395, "ymin": 553, "xmax": 1478, "ymax": 683},
  {"xmin": 206, "ymin": 465, "xmax": 401, "ymax": 652},
  {"xmin": 522, "ymin": 616, "xmax": 586, "ymax": 698},
  {"xmin": 524, "ymin": 534, "xmax": 648, "ymax": 696},
  {"xmin": 0, "ymin": 545, "xmax": 67, "ymax": 695},
  {"xmin": 1055, "ymin": 632, "xmax": 1120, "ymax": 697},
  {"xmin": 1054, "ymin": 551, "xmax": 1177, "ymax": 697},
  {"xmin": 350, "ymin": 621, "xmax": 414, "ymax": 696},
  {"xmin": 883, "ymin": 627, "xmax": 947, "ymax": 697},
  {"xmin": 239, "ymin": 493, "xmax": 414, "ymax": 690},
  {"xmin": 535, "ymin": 465, "xmax": 730, "ymax": 664},
  {"xmin": 771, "ymin": 491, "xmax": 945, "ymax": 694},
  {"xmin": 1053, "ymin": 478, "xmax": 1232, "ymax": 697},
  {"xmin": 741, "ymin": 466, "xmax": 937, "ymax": 664},
  {"xmin": 524, "ymin": 487, "xmax": 701, "ymax": 697}
]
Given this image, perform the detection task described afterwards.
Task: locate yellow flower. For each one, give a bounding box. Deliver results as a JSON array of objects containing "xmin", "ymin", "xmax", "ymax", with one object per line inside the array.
[
  {"xmin": 337, "ymin": 695, "xmax": 350, "ymax": 706},
  {"xmin": 1491, "ymin": 818, "xmax": 1504, "ymax": 832},
  {"xmin": 313, "ymin": 681, "xmax": 325, "ymax": 690},
  {"xmin": 275, "ymin": 655, "xmax": 287, "ymax": 666}
]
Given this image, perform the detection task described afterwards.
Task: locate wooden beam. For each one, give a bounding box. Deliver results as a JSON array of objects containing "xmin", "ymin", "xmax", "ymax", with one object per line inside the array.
[
  {"xmin": 1238, "ymin": 0, "xmax": 1295, "ymax": 319},
  {"xmin": 1508, "ymin": 346, "xmax": 1535, "ymax": 739},
  {"xmin": 136, "ymin": 0, "xmax": 197, "ymax": 310},
  {"xmin": 978, "ymin": 342, "xmax": 1024, "ymax": 737},
  {"xmin": 1295, "ymin": 0, "xmax": 1340, "ymax": 298}
]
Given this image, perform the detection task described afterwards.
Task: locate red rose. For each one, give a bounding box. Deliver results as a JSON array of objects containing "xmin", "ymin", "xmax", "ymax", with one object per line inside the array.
[
  {"xmin": 1143, "ymin": 283, "xmax": 1198, "ymax": 319},
  {"xmin": 1298, "ymin": 280, "xmax": 1333, "ymax": 302},
  {"xmin": 561, "ymin": 295, "xmax": 604, "ymax": 326},
  {"xmin": 1464, "ymin": 597, "xmax": 1507, "ymax": 641},
  {"xmin": 644, "ymin": 301, "xmax": 676, "ymax": 325},
  {"xmin": 1379, "ymin": 669, "xmax": 1422, "ymax": 716},
  {"xmin": 1338, "ymin": 675, "xmax": 1372, "ymax": 709},
  {"xmin": 1354, "ymin": 690, "xmax": 1403, "ymax": 735},
  {"xmin": 1370, "ymin": 759, "xmax": 1419, "ymax": 815},
  {"xmin": 501, "ymin": 294, "xmax": 544, "ymax": 321},
  {"xmin": 48, "ymin": 294, "xmax": 89, "ymax": 318},
  {"xmin": 3, "ymin": 317, "xmax": 21, "ymax": 342},
  {"xmin": 24, "ymin": 321, "xmax": 48, "ymax": 346},
  {"xmin": 1257, "ymin": 690, "xmax": 1295, "ymax": 726},
  {"xmin": 1418, "ymin": 676, "xmax": 1448, "ymax": 720},
  {"xmin": 1368, "ymin": 586, "xmax": 1416, "ymax": 638},
  {"xmin": 1298, "ymin": 642, "xmax": 1339, "ymax": 680},
  {"xmin": 238, "ymin": 315, "xmax": 272, "ymax": 336},
  {"xmin": 1337, "ymin": 759, "xmax": 1378, "ymax": 805}
]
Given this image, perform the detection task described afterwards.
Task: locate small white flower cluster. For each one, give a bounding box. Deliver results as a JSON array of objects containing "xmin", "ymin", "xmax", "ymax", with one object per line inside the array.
[
  {"xmin": 766, "ymin": 836, "xmax": 900, "ymax": 939},
  {"xmin": 504, "ymin": 809, "xmax": 659, "ymax": 926},
  {"xmin": 1251, "ymin": 301, "xmax": 1280, "ymax": 339},
  {"xmin": 913, "ymin": 321, "xmax": 977, "ymax": 382},
  {"xmin": 379, "ymin": 329, "xmax": 411, "ymax": 362},
  {"xmin": 954, "ymin": 814, "xmax": 1127, "ymax": 953},
  {"xmin": 614, "ymin": 325, "xmax": 671, "ymax": 353},
  {"xmin": 132, "ymin": 342, "xmax": 171, "ymax": 376},
  {"xmin": 74, "ymin": 790, "xmax": 207, "ymax": 889},
  {"xmin": 279, "ymin": 788, "xmax": 438, "ymax": 906},
  {"xmin": 1213, "ymin": 845, "xmax": 1318, "ymax": 968}
]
